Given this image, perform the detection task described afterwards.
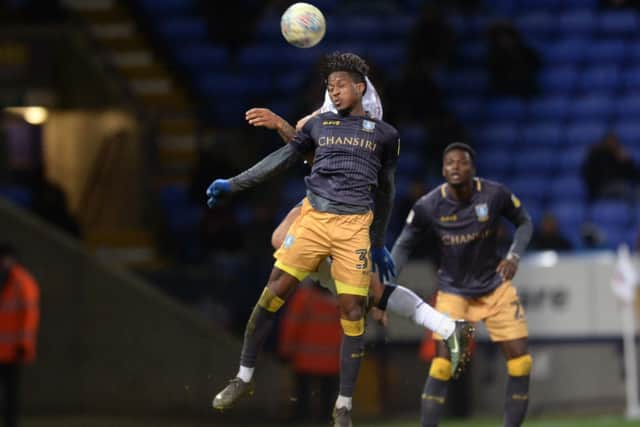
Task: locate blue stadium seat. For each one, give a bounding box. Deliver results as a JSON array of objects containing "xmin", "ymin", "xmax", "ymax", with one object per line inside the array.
[
  {"xmin": 476, "ymin": 149, "xmax": 513, "ymax": 176},
  {"xmin": 173, "ymin": 43, "xmax": 227, "ymax": 71},
  {"xmin": 484, "ymin": 98, "xmax": 525, "ymax": 121},
  {"xmin": 385, "ymin": 15, "xmax": 416, "ymax": 38},
  {"xmin": 255, "ymin": 15, "xmax": 282, "ymax": 41},
  {"xmin": 583, "ymin": 39, "xmax": 627, "ymax": 64},
  {"xmin": 603, "ymin": 226, "xmax": 633, "ymax": 250},
  {"xmin": 276, "ymin": 72, "xmax": 307, "ymax": 93},
  {"xmin": 0, "ymin": 186, "xmax": 32, "ymax": 208},
  {"xmin": 367, "ymin": 43, "xmax": 406, "ymax": 72},
  {"xmin": 476, "ymin": 123, "xmax": 518, "ymax": 147},
  {"xmin": 563, "ymin": 0, "xmax": 598, "ymax": 8},
  {"xmin": 268, "ymin": 99, "xmax": 295, "ymax": 122},
  {"xmin": 397, "ymin": 148, "xmax": 423, "ymax": 176},
  {"xmin": 197, "ymin": 73, "xmax": 271, "ymax": 98},
  {"xmin": 513, "ymin": 148, "xmax": 557, "ymax": 174},
  {"xmin": 544, "ymin": 39, "xmax": 587, "ymax": 64},
  {"xmin": 138, "ymin": 0, "xmax": 194, "ymax": 15},
  {"xmin": 549, "ymin": 200, "xmax": 586, "ymax": 235},
  {"xmin": 570, "ymin": 95, "xmax": 613, "ymax": 120},
  {"xmin": 559, "ymin": 145, "xmax": 588, "ymax": 171},
  {"xmin": 549, "ymin": 175, "xmax": 586, "ymax": 202},
  {"xmin": 449, "ymin": 98, "xmax": 485, "ymax": 124},
  {"xmin": 616, "ymin": 95, "xmax": 640, "ymax": 119},
  {"xmin": 622, "ymin": 66, "xmax": 640, "ymax": 89},
  {"xmin": 527, "ymin": 96, "xmax": 570, "ymax": 120},
  {"xmin": 156, "ymin": 17, "xmax": 208, "ymax": 41},
  {"xmin": 517, "ymin": 11, "xmax": 554, "ymax": 39},
  {"xmin": 598, "ymin": 11, "xmax": 637, "ymax": 35},
  {"xmin": 159, "ymin": 184, "xmax": 189, "ymax": 211},
  {"xmin": 400, "ymin": 125, "xmax": 426, "ymax": 149},
  {"xmin": 614, "ymin": 121, "xmax": 640, "ymax": 145},
  {"xmin": 238, "ymin": 43, "xmax": 286, "ymax": 71},
  {"xmin": 579, "ymin": 65, "xmax": 620, "ymax": 91},
  {"xmin": 440, "ymin": 69, "xmax": 488, "ymax": 94},
  {"xmin": 457, "ymin": 41, "xmax": 486, "ymax": 65},
  {"xmin": 521, "ymin": 123, "xmax": 563, "ymax": 147},
  {"xmin": 590, "ymin": 200, "xmax": 632, "ymax": 227},
  {"xmin": 347, "ymin": 16, "xmax": 385, "ymax": 41},
  {"xmin": 524, "ymin": 201, "xmax": 544, "ymax": 225},
  {"xmin": 557, "ymin": 9, "xmax": 595, "ymax": 36},
  {"xmin": 538, "ymin": 66, "xmax": 578, "ymax": 93},
  {"xmin": 508, "ymin": 176, "xmax": 548, "ymax": 205},
  {"xmin": 565, "ymin": 122, "xmax": 607, "ymax": 147}
]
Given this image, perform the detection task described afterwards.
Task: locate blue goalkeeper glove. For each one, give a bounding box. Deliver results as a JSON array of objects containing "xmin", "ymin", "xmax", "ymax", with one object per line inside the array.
[
  {"xmin": 206, "ymin": 179, "xmax": 231, "ymax": 208},
  {"xmin": 371, "ymin": 246, "xmax": 396, "ymax": 283}
]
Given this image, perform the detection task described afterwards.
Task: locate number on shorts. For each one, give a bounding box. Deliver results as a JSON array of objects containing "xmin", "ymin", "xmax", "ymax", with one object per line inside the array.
[
  {"xmin": 355, "ymin": 249, "xmax": 368, "ymax": 270},
  {"xmin": 511, "ymin": 300, "xmax": 525, "ymax": 320}
]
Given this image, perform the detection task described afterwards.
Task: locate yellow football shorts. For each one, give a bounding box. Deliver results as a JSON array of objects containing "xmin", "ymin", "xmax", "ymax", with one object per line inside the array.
[
  {"xmin": 274, "ymin": 198, "xmax": 373, "ymax": 296},
  {"xmin": 433, "ymin": 281, "xmax": 528, "ymax": 342}
]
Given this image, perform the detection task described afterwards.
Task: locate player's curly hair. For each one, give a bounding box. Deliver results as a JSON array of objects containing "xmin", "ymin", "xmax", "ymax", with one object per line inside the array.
[{"xmin": 322, "ymin": 52, "xmax": 369, "ymax": 89}]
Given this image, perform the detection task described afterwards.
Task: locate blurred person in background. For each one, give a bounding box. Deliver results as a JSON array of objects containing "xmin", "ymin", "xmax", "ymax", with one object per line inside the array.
[
  {"xmin": 531, "ymin": 214, "xmax": 572, "ymax": 252},
  {"xmin": 278, "ymin": 280, "xmax": 341, "ymax": 423},
  {"xmin": 0, "ymin": 244, "xmax": 39, "ymax": 427},
  {"xmin": 392, "ymin": 143, "xmax": 533, "ymax": 427},
  {"xmin": 582, "ymin": 132, "xmax": 639, "ymax": 201},
  {"xmin": 487, "ymin": 21, "xmax": 540, "ymax": 97}
]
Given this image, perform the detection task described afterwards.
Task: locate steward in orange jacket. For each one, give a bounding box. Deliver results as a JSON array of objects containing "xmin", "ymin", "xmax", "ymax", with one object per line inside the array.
[
  {"xmin": 0, "ymin": 244, "xmax": 39, "ymax": 427},
  {"xmin": 278, "ymin": 280, "xmax": 341, "ymax": 421}
]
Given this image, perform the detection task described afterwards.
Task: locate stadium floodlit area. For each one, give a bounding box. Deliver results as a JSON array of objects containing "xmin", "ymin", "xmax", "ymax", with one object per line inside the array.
[{"xmin": 1, "ymin": 0, "xmax": 640, "ymax": 426}]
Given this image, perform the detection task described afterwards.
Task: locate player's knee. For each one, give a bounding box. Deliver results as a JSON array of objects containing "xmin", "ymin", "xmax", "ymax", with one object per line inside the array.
[
  {"xmin": 339, "ymin": 299, "xmax": 365, "ymax": 321},
  {"xmin": 428, "ymin": 357, "xmax": 452, "ymax": 381},
  {"xmin": 507, "ymin": 354, "xmax": 532, "ymax": 377},
  {"xmin": 340, "ymin": 318, "xmax": 365, "ymax": 336},
  {"xmin": 257, "ymin": 287, "xmax": 285, "ymax": 313}
]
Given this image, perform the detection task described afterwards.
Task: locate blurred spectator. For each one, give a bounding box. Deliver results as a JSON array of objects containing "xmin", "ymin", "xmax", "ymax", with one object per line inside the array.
[
  {"xmin": 407, "ymin": 4, "xmax": 455, "ymax": 72},
  {"xmin": 581, "ymin": 222, "xmax": 606, "ymax": 249},
  {"xmin": 487, "ymin": 21, "xmax": 540, "ymax": 97},
  {"xmin": 0, "ymin": 244, "xmax": 39, "ymax": 427},
  {"xmin": 582, "ymin": 133, "xmax": 639, "ymax": 201},
  {"xmin": 531, "ymin": 214, "xmax": 572, "ymax": 251},
  {"xmin": 278, "ymin": 280, "xmax": 341, "ymax": 422},
  {"xmin": 197, "ymin": 0, "xmax": 265, "ymax": 53}
]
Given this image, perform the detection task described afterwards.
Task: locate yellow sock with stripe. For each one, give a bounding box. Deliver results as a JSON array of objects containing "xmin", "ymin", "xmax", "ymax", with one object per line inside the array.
[
  {"xmin": 421, "ymin": 357, "xmax": 451, "ymax": 427},
  {"xmin": 505, "ymin": 354, "xmax": 532, "ymax": 427}
]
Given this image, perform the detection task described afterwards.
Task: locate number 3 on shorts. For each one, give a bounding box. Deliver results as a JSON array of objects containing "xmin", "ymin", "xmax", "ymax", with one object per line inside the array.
[{"xmin": 355, "ymin": 249, "xmax": 368, "ymax": 270}]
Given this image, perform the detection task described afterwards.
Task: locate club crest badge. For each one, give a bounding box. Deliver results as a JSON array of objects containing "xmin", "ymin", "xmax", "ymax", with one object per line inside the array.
[
  {"xmin": 362, "ymin": 119, "xmax": 375, "ymax": 132},
  {"xmin": 475, "ymin": 203, "xmax": 489, "ymax": 222},
  {"xmin": 283, "ymin": 234, "xmax": 295, "ymax": 248}
]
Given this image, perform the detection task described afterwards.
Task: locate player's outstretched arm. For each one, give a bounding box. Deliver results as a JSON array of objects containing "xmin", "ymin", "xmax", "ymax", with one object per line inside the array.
[
  {"xmin": 205, "ymin": 144, "xmax": 302, "ymax": 208},
  {"xmin": 246, "ymin": 108, "xmax": 297, "ymax": 143}
]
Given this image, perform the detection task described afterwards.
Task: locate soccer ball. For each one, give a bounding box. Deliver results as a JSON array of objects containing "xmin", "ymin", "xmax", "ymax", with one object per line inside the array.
[{"xmin": 280, "ymin": 2, "xmax": 326, "ymax": 48}]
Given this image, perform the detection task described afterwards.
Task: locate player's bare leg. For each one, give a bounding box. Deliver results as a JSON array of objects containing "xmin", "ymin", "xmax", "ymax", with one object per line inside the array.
[
  {"xmin": 271, "ymin": 206, "xmax": 301, "ymax": 249},
  {"xmin": 499, "ymin": 338, "xmax": 531, "ymax": 427},
  {"xmin": 213, "ymin": 268, "xmax": 300, "ymax": 410},
  {"xmin": 332, "ymin": 292, "xmax": 367, "ymax": 427}
]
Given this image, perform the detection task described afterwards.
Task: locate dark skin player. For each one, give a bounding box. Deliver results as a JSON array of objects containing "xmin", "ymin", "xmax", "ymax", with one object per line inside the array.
[{"xmin": 436, "ymin": 148, "xmax": 527, "ymax": 361}]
